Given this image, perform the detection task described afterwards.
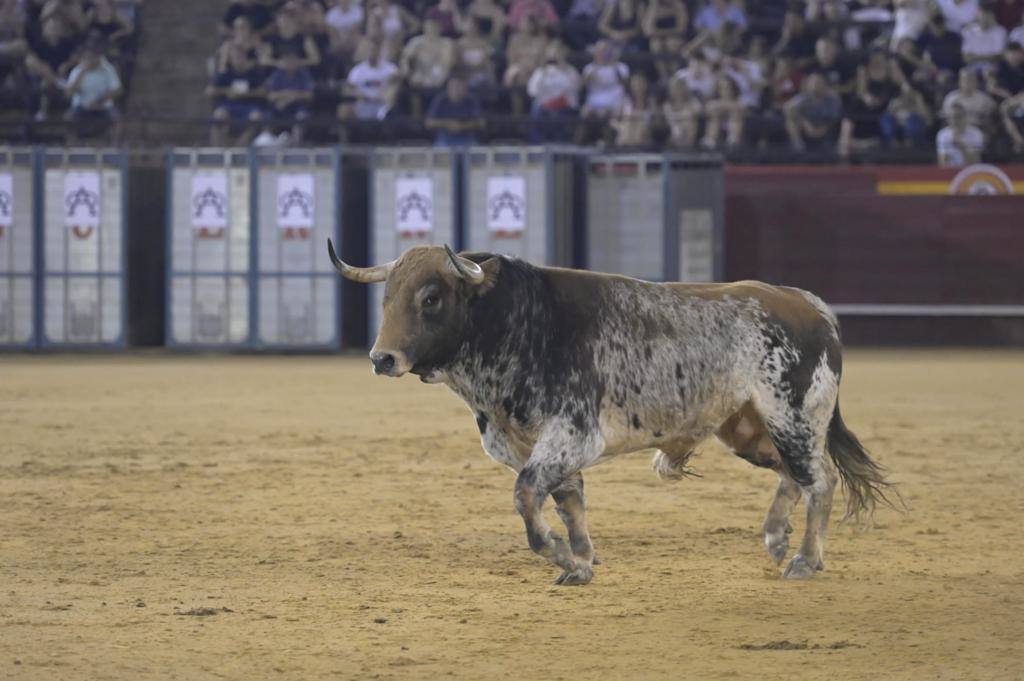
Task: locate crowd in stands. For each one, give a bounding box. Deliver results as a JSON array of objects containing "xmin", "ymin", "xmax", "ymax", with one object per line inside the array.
[
  {"xmin": 0, "ymin": 0, "xmax": 140, "ymax": 141},
  {"xmin": 203, "ymin": 0, "xmax": 1024, "ymax": 161}
]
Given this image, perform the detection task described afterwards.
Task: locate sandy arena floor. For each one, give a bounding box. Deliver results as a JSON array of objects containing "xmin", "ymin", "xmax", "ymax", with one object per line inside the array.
[{"xmin": 1, "ymin": 351, "xmax": 1022, "ymax": 680}]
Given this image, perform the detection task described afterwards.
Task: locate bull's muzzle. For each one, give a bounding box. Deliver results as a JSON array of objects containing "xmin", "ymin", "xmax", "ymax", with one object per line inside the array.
[{"xmin": 369, "ymin": 349, "xmax": 411, "ymax": 377}]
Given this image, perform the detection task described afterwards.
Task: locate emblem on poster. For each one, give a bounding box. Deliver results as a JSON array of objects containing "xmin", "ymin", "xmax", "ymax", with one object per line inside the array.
[
  {"xmin": 277, "ymin": 174, "xmax": 314, "ymax": 240},
  {"xmin": 191, "ymin": 173, "xmax": 229, "ymax": 238},
  {"xmin": 0, "ymin": 173, "xmax": 12, "ymax": 238},
  {"xmin": 395, "ymin": 177, "xmax": 433, "ymax": 238},
  {"xmin": 64, "ymin": 171, "xmax": 101, "ymax": 240},
  {"xmin": 486, "ymin": 176, "xmax": 526, "ymax": 238}
]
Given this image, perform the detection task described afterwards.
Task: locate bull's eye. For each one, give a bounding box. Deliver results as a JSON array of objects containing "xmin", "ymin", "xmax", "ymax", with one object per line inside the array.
[{"xmin": 423, "ymin": 294, "xmax": 439, "ymax": 308}]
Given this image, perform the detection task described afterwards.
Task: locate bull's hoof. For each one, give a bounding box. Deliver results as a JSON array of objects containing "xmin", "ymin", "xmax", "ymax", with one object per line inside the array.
[
  {"xmin": 766, "ymin": 533, "xmax": 789, "ymax": 565},
  {"xmin": 554, "ymin": 564, "xmax": 593, "ymax": 586},
  {"xmin": 782, "ymin": 554, "xmax": 820, "ymax": 580}
]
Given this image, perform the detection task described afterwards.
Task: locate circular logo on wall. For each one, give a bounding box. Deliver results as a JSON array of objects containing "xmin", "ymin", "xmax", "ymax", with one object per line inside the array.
[{"xmin": 949, "ymin": 164, "xmax": 1015, "ymax": 195}]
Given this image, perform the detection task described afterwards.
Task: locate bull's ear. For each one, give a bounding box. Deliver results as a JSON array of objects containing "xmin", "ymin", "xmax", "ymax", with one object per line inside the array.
[{"xmin": 473, "ymin": 256, "xmax": 500, "ymax": 296}]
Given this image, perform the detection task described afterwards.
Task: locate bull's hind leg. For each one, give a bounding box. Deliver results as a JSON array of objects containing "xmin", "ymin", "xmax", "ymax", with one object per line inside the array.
[{"xmin": 716, "ymin": 404, "xmax": 799, "ymax": 565}]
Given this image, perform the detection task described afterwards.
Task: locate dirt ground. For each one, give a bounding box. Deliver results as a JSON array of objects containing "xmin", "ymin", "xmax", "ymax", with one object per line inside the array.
[{"xmin": 1, "ymin": 350, "xmax": 1022, "ymax": 680}]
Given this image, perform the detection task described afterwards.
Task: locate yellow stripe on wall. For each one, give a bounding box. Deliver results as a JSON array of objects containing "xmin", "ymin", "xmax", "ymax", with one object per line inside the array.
[{"xmin": 877, "ymin": 181, "xmax": 1024, "ymax": 195}]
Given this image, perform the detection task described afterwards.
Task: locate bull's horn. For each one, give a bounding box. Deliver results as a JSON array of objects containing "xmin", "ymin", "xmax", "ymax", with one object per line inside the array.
[
  {"xmin": 327, "ymin": 239, "xmax": 394, "ymax": 283},
  {"xmin": 444, "ymin": 244, "xmax": 485, "ymax": 285}
]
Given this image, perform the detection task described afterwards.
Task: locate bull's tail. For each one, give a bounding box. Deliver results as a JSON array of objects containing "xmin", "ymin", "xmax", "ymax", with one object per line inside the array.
[{"xmin": 826, "ymin": 403, "xmax": 903, "ymax": 524}]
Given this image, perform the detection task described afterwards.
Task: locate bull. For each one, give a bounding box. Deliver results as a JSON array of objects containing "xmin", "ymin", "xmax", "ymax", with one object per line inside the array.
[{"xmin": 328, "ymin": 240, "xmax": 896, "ymax": 585}]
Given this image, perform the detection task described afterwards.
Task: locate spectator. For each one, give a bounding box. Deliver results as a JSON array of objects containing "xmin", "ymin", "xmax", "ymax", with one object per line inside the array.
[
  {"xmin": 935, "ymin": 0, "xmax": 979, "ymax": 33},
  {"xmin": 222, "ymin": 0, "xmax": 273, "ymax": 35},
  {"xmin": 612, "ymin": 71, "xmax": 656, "ymax": 146},
  {"xmin": 527, "ymin": 41, "xmax": 581, "ymax": 142},
  {"xmin": 693, "ymin": 0, "xmax": 747, "ymax": 35},
  {"xmin": 805, "ymin": 36, "xmax": 855, "ymax": 97},
  {"xmin": 508, "ymin": 0, "xmax": 559, "ymax": 31},
  {"xmin": 962, "ymin": 8, "xmax": 1008, "ymax": 70},
  {"xmin": 701, "ymin": 74, "xmax": 746, "ymax": 148},
  {"xmin": 428, "ymin": 0, "xmax": 464, "ymax": 38},
  {"xmin": 65, "ymin": 38, "xmax": 121, "ymax": 141},
  {"xmin": 642, "ymin": 0, "xmax": 688, "ymax": 79},
  {"xmin": 918, "ymin": 14, "xmax": 964, "ymax": 98},
  {"xmin": 994, "ymin": 0, "xmax": 1024, "ymax": 30},
  {"xmin": 986, "ymin": 41, "xmax": 1024, "ymax": 100},
  {"xmin": 784, "ymin": 72, "xmax": 841, "ymax": 151},
  {"xmin": 0, "ymin": 0, "xmax": 30, "ymax": 111},
  {"xmin": 937, "ymin": 102, "xmax": 984, "ymax": 165},
  {"xmin": 1011, "ymin": 9, "xmax": 1024, "ymax": 45},
  {"xmin": 838, "ymin": 49, "xmax": 901, "ymax": 158},
  {"xmin": 581, "ymin": 40, "xmax": 628, "ymax": 118},
  {"xmin": 503, "ymin": 14, "xmax": 549, "ymax": 114},
  {"xmin": 772, "ymin": 9, "xmax": 817, "ymax": 66},
  {"xmin": 457, "ymin": 17, "xmax": 497, "ymax": 97},
  {"xmin": 425, "ymin": 75, "xmax": 484, "ymax": 145},
  {"xmin": 465, "ymin": 0, "xmax": 507, "ymax": 45},
  {"xmin": 598, "ymin": 0, "xmax": 645, "ymax": 51},
  {"xmin": 881, "ymin": 83, "xmax": 931, "ymax": 147},
  {"xmin": 208, "ymin": 37, "xmax": 266, "ymax": 146},
  {"xmin": 40, "ymin": 0, "xmax": 90, "ymax": 35},
  {"xmin": 24, "ymin": 16, "xmax": 80, "ymax": 120},
  {"xmin": 892, "ymin": 0, "xmax": 930, "ymax": 47},
  {"xmin": 1000, "ymin": 88, "xmax": 1024, "ymax": 152},
  {"xmin": 342, "ymin": 39, "xmax": 399, "ymax": 120},
  {"xmin": 288, "ymin": 0, "xmax": 330, "ymax": 61},
  {"xmin": 266, "ymin": 47, "xmax": 313, "ymax": 143},
  {"xmin": 260, "ymin": 7, "xmax": 321, "ymax": 70},
  {"xmin": 673, "ymin": 55, "xmax": 716, "ymax": 101},
  {"xmin": 400, "ymin": 16, "xmax": 455, "ymax": 117},
  {"xmin": 366, "ymin": 0, "xmax": 419, "ymax": 62},
  {"xmin": 86, "ymin": 0, "xmax": 133, "ymax": 58},
  {"xmin": 942, "ymin": 67, "xmax": 996, "ymax": 130},
  {"xmin": 662, "ymin": 77, "xmax": 702, "ymax": 148},
  {"xmin": 217, "ymin": 16, "xmax": 262, "ymax": 70},
  {"xmin": 325, "ymin": 0, "xmax": 364, "ymax": 69}
]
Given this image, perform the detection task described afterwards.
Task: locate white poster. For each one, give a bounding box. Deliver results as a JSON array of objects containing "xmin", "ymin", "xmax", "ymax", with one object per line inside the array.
[
  {"xmin": 486, "ymin": 176, "xmax": 527, "ymax": 234},
  {"xmin": 276, "ymin": 174, "xmax": 314, "ymax": 236},
  {"xmin": 191, "ymin": 173, "xmax": 229, "ymax": 231},
  {"xmin": 0, "ymin": 173, "xmax": 12, "ymax": 233},
  {"xmin": 64, "ymin": 171, "xmax": 101, "ymax": 239},
  {"xmin": 395, "ymin": 177, "xmax": 433, "ymax": 235}
]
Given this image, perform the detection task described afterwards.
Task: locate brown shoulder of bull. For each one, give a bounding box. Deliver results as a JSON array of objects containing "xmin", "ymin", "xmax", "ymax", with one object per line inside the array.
[{"xmin": 327, "ymin": 240, "xmax": 900, "ymax": 586}]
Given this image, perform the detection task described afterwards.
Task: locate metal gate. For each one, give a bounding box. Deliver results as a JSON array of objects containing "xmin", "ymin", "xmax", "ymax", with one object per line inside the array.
[
  {"xmin": 254, "ymin": 149, "xmax": 340, "ymax": 349},
  {"xmin": 167, "ymin": 148, "xmax": 252, "ymax": 347},
  {"xmin": 368, "ymin": 147, "xmax": 458, "ymax": 333},
  {"xmin": 41, "ymin": 149, "xmax": 126, "ymax": 347},
  {"xmin": 0, "ymin": 148, "xmax": 36, "ymax": 347},
  {"xmin": 462, "ymin": 146, "xmax": 577, "ymax": 265},
  {"xmin": 586, "ymin": 153, "xmax": 724, "ymax": 282}
]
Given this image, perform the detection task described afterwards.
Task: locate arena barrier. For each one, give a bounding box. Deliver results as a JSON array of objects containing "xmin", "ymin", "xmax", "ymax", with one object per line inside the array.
[
  {"xmin": 586, "ymin": 152, "xmax": 725, "ymax": 282},
  {"xmin": 462, "ymin": 147, "xmax": 580, "ymax": 266},
  {"xmin": 253, "ymin": 149, "xmax": 340, "ymax": 349},
  {"xmin": 41, "ymin": 149, "xmax": 127, "ymax": 347},
  {"xmin": 167, "ymin": 148, "xmax": 253, "ymax": 347},
  {"xmin": 0, "ymin": 148, "xmax": 36, "ymax": 347},
  {"xmin": 368, "ymin": 147, "xmax": 459, "ymax": 334}
]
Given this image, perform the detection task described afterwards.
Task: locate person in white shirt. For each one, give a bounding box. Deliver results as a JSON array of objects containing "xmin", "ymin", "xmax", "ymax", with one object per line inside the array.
[
  {"xmin": 962, "ymin": 8, "xmax": 1008, "ymax": 68},
  {"xmin": 672, "ymin": 55, "xmax": 715, "ymax": 100},
  {"xmin": 581, "ymin": 41, "xmax": 629, "ymax": 117},
  {"xmin": 935, "ymin": 0, "xmax": 979, "ymax": 33},
  {"xmin": 937, "ymin": 103, "xmax": 985, "ymax": 166},
  {"xmin": 527, "ymin": 41, "xmax": 582, "ymax": 142},
  {"xmin": 942, "ymin": 67, "xmax": 997, "ymax": 130},
  {"xmin": 341, "ymin": 40, "xmax": 399, "ymax": 120},
  {"xmin": 891, "ymin": 0, "xmax": 929, "ymax": 47}
]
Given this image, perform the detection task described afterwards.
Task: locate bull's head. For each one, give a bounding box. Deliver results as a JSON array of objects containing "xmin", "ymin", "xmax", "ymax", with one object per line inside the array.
[{"xmin": 327, "ymin": 239, "xmax": 498, "ymax": 380}]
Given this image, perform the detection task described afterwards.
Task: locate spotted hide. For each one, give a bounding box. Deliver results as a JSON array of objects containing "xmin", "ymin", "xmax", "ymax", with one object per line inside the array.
[{"xmin": 328, "ymin": 241, "xmax": 896, "ymax": 585}]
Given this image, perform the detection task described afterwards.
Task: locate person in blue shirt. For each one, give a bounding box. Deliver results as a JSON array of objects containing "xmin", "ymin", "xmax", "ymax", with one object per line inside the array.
[
  {"xmin": 425, "ymin": 74, "xmax": 484, "ymax": 146},
  {"xmin": 266, "ymin": 46, "xmax": 314, "ymax": 143}
]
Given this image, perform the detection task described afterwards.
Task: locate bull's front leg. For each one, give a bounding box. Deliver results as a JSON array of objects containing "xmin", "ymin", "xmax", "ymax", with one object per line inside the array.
[
  {"xmin": 551, "ymin": 473, "xmax": 597, "ymax": 585},
  {"xmin": 514, "ymin": 430, "xmax": 601, "ymax": 585}
]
